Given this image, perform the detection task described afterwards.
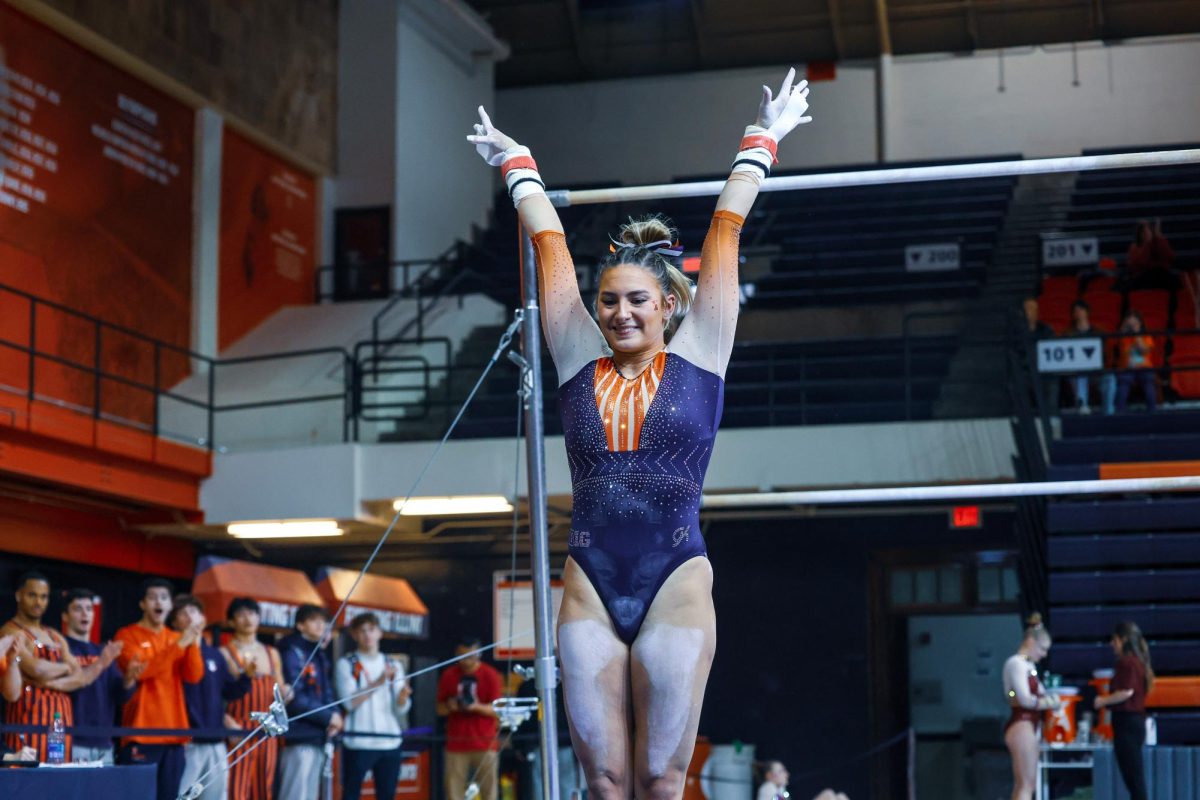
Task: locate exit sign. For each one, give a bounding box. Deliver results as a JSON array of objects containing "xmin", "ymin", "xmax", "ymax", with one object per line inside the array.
[{"xmin": 951, "ymin": 506, "xmax": 982, "ymax": 529}]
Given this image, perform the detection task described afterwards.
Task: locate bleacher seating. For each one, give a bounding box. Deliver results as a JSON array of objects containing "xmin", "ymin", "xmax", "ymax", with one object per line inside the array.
[
  {"xmin": 442, "ymin": 158, "xmax": 1016, "ymax": 312},
  {"xmin": 1056, "ymin": 146, "xmax": 1200, "ymax": 270},
  {"xmin": 1045, "ymin": 411, "xmax": 1200, "ymax": 743},
  {"xmin": 391, "ymin": 331, "xmax": 964, "ymax": 441}
]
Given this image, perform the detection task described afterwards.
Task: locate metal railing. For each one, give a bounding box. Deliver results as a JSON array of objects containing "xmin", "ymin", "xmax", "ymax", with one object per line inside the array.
[{"xmin": 0, "ymin": 282, "xmax": 353, "ymax": 451}]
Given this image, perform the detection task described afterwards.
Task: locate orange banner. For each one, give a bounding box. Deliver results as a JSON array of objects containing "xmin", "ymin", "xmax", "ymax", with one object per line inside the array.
[
  {"xmin": 0, "ymin": 5, "xmax": 194, "ymax": 424},
  {"xmin": 219, "ymin": 127, "xmax": 316, "ymax": 349}
]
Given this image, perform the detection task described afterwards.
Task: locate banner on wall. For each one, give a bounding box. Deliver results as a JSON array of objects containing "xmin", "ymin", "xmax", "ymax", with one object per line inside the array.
[
  {"xmin": 0, "ymin": 5, "xmax": 194, "ymax": 423},
  {"xmin": 219, "ymin": 129, "xmax": 317, "ymax": 349}
]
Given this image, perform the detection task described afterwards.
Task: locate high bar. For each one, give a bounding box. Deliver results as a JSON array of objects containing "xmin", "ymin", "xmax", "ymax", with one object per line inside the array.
[
  {"xmin": 701, "ymin": 475, "xmax": 1200, "ymax": 507},
  {"xmin": 547, "ymin": 148, "xmax": 1200, "ymax": 207}
]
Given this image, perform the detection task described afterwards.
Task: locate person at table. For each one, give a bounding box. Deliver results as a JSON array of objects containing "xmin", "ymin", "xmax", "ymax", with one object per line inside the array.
[
  {"xmin": 62, "ymin": 587, "xmax": 142, "ymax": 764},
  {"xmin": 1094, "ymin": 621, "xmax": 1154, "ymax": 800},
  {"xmin": 1003, "ymin": 613, "xmax": 1061, "ymax": 800},
  {"xmin": 115, "ymin": 578, "xmax": 206, "ymax": 800},
  {"xmin": 172, "ymin": 595, "xmax": 251, "ymax": 800},
  {"xmin": 2, "ymin": 571, "xmax": 122, "ymax": 762}
]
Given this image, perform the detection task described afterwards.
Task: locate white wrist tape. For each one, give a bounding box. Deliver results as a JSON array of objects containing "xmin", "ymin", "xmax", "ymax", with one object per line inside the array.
[{"xmin": 501, "ymin": 146, "xmax": 546, "ymax": 207}]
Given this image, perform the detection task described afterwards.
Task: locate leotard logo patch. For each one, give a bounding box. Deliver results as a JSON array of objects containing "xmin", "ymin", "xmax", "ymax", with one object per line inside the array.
[
  {"xmin": 671, "ymin": 526, "xmax": 690, "ymax": 547},
  {"xmin": 569, "ymin": 529, "xmax": 591, "ymax": 548}
]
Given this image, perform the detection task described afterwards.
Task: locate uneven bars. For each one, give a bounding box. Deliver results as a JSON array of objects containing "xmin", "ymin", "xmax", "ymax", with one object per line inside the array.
[
  {"xmin": 701, "ymin": 475, "xmax": 1200, "ymax": 507},
  {"xmin": 547, "ymin": 148, "xmax": 1200, "ymax": 207}
]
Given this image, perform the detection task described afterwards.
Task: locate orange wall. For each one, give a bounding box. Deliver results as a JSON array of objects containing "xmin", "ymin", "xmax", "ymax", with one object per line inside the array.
[
  {"xmin": 0, "ymin": 4, "xmax": 194, "ymax": 425},
  {"xmin": 0, "ymin": 494, "xmax": 195, "ymax": 579},
  {"xmin": 219, "ymin": 127, "xmax": 317, "ymax": 349}
]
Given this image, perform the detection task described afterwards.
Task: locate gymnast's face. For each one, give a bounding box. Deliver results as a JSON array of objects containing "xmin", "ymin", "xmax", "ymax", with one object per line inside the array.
[{"xmin": 597, "ymin": 265, "xmax": 676, "ymax": 356}]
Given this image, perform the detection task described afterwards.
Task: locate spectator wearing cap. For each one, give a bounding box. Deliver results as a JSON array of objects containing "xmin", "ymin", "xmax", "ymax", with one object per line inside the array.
[{"xmin": 278, "ymin": 604, "xmax": 343, "ymax": 800}]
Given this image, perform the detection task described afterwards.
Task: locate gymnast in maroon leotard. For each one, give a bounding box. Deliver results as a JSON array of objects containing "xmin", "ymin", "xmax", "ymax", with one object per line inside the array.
[
  {"xmin": 1003, "ymin": 613, "xmax": 1062, "ymax": 800},
  {"xmin": 468, "ymin": 69, "xmax": 813, "ymax": 800}
]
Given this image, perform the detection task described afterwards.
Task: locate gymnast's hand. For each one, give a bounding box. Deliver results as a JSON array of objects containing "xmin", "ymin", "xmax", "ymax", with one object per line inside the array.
[
  {"xmin": 757, "ymin": 67, "xmax": 812, "ymax": 141},
  {"xmin": 467, "ymin": 106, "xmax": 521, "ymax": 166}
]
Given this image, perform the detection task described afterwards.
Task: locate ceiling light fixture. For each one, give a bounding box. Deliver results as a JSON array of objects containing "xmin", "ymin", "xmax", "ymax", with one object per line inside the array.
[
  {"xmin": 226, "ymin": 519, "xmax": 344, "ymax": 539},
  {"xmin": 393, "ymin": 495, "xmax": 514, "ymax": 516}
]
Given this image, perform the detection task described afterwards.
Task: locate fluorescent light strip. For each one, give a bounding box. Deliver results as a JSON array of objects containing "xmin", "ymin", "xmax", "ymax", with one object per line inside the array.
[
  {"xmin": 226, "ymin": 520, "xmax": 344, "ymax": 539},
  {"xmin": 393, "ymin": 495, "xmax": 514, "ymax": 515}
]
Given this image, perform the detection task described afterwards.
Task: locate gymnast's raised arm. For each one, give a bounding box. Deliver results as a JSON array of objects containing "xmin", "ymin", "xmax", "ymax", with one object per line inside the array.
[
  {"xmin": 467, "ymin": 108, "xmax": 605, "ymax": 383},
  {"xmin": 669, "ymin": 68, "xmax": 812, "ymax": 378}
]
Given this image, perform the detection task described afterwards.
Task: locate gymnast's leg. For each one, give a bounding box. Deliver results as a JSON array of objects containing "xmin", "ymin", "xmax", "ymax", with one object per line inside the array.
[
  {"xmin": 557, "ymin": 557, "xmax": 633, "ymax": 800},
  {"xmin": 630, "ymin": 558, "xmax": 717, "ymax": 800}
]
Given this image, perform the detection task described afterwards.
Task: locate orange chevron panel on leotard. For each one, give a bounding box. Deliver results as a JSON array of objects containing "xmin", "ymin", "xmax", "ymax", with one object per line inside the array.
[{"xmin": 594, "ymin": 350, "xmax": 666, "ymax": 452}]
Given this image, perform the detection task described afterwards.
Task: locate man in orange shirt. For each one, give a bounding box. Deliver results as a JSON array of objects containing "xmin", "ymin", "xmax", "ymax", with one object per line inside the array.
[{"xmin": 115, "ymin": 578, "xmax": 206, "ymax": 800}]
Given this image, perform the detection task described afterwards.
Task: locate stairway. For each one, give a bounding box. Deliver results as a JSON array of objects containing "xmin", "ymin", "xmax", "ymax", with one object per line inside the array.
[
  {"xmin": 1044, "ymin": 411, "xmax": 1200, "ymax": 744},
  {"xmin": 933, "ymin": 173, "xmax": 1078, "ymax": 419}
]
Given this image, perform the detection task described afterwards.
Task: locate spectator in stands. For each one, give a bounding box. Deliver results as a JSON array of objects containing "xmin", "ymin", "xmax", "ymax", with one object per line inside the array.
[
  {"xmin": 1064, "ymin": 300, "xmax": 1116, "ymax": 415},
  {"xmin": 171, "ymin": 595, "xmax": 250, "ymax": 800},
  {"xmin": 221, "ymin": 597, "xmax": 285, "ymax": 800},
  {"xmin": 3, "ymin": 571, "xmax": 122, "ymax": 762},
  {"xmin": 1022, "ymin": 297, "xmax": 1060, "ymax": 410},
  {"xmin": 1003, "ymin": 613, "xmax": 1061, "ymax": 800},
  {"xmin": 63, "ymin": 587, "xmax": 141, "ymax": 764},
  {"xmin": 278, "ymin": 604, "xmax": 343, "ymax": 800},
  {"xmin": 437, "ymin": 635, "xmax": 503, "ymax": 800},
  {"xmin": 115, "ymin": 578, "xmax": 206, "ymax": 800},
  {"xmin": 1094, "ymin": 621, "xmax": 1154, "ymax": 800},
  {"xmin": 1114, "ymin": 310, "xmax": 1158, "ymax": 412},
  {"xmin": 1123, "ymin": 218, "xmax": 1178, "ymax": 291},
  {"xmin": 336, "ymin": 613, "xmax": 412, "ymax": 800}
]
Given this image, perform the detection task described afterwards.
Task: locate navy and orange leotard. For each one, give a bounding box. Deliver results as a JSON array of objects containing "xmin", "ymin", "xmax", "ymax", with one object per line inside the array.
[{"xmin": 532, "ymin": 203, "xmax": 748, "ymax": 644}]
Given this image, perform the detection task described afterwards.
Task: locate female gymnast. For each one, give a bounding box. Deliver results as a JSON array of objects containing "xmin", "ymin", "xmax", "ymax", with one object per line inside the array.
[
  {"xmin": 1002, "ymin": 613, "xmax": 1062, "ymax": 800},
  {"xmin": 468, "ymin": 70, "xmax": 811, "ymax": 799}
]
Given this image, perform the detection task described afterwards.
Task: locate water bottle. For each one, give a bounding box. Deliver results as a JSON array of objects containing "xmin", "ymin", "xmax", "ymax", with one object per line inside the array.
[{"xmin": 47, "ymin": 711, "xmax": 66, "ymax": 764}]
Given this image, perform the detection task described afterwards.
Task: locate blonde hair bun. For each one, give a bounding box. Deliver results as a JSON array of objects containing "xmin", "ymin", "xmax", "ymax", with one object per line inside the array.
[{"xmin": 618, "ymin": 215, "xmax": 675, "ymax": 247}]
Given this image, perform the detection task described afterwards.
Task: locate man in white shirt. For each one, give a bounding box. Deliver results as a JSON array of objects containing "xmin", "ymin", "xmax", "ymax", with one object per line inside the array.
[{"xmin": 336, "ymin": 613, "xmax": 412, "ymax": 800}]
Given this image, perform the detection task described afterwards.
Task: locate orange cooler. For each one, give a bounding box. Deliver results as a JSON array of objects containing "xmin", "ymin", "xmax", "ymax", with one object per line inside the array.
[
  {"xmin": 1044, "ymin": 687, "xmax": 1082, "ymax": 743},
  {"xmin": 1089, "ymin": 669, "xmax": 1115, "ymax": 741}
]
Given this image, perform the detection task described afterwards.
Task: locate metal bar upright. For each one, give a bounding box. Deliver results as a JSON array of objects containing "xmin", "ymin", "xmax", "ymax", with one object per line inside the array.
[{"xmin": 519, "ymin": 228, "xmax": 561, "ymax": 800}]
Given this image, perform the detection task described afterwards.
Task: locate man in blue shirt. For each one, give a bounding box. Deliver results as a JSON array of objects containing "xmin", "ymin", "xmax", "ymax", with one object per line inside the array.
[
  {"xmin": 278, "ymin": 604, "xmax": 343, "ymax": 800},
  {"xmin": 170, "ymin": 595, "xmax": 251, "ymax": 800},
  {"xmin": 62, "ymin": 588, "xmax": 140, "ymax": 764}
]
